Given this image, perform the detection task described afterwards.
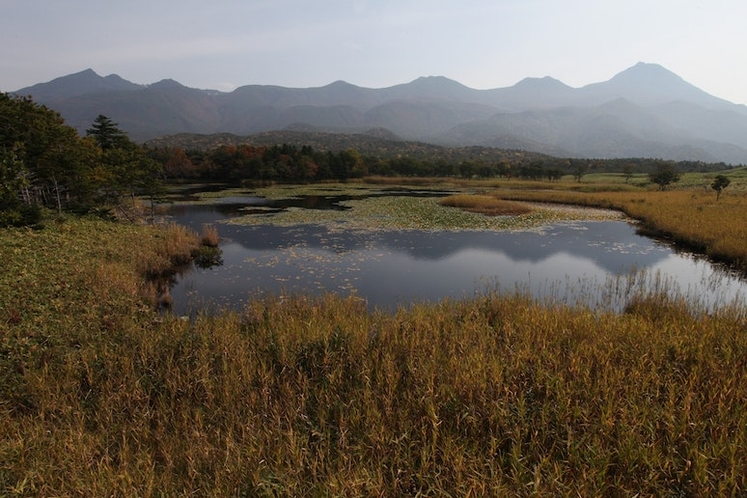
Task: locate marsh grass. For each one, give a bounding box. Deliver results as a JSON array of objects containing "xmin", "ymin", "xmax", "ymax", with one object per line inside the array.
[
  {"xmin": 199, "ymin": 223, "xmax": 219, "ymax": 248},
  {"xmin": 217, "ymin": 184, "xmax": 620, "ymax": 232},
  {"xmin": 5, "ymin": 177, "xmax": 747, "ymax": 495},
  {"xmin": 491, "ymin": 187, "xmax": 747, "ymax": 271},
  {"xmin": 2, "ymin": 216, "xmax": 747, "ymax": 495},
  {"xmin": 439, "ymin": 194, "xmax": 533, "ymax": 216}
]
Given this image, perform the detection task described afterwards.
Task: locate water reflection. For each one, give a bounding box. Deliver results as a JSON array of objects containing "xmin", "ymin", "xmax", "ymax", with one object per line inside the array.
[{"xmin": 169, "ymin": 202, "xmax": 747, "ymax": 315}]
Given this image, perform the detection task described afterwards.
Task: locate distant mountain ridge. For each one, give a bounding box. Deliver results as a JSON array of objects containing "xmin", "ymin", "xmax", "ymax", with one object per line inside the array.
[
  {"xmin": 17, "ymin": 68, "xmax": 145, "ymax": 100},
  {"xmin": 13, "ymin": 63, "xmax": 747, "ymax": 163}
]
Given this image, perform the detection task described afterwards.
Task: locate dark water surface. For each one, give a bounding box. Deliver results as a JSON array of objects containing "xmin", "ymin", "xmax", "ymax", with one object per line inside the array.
[{"xmin": 168, "ymin": 198, "xmax": 747, "ymax": 315}]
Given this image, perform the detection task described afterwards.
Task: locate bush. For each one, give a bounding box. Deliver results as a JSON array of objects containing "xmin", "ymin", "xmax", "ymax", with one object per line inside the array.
[{"xmin": 0, "ymin": 202, "xmax": 42, "ymax": 228}]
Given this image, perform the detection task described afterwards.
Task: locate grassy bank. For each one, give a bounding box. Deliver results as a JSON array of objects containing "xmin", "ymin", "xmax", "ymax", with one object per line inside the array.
[{"xmin": 2, "ymin": 215, "xmax": 747, "ymax": 495}]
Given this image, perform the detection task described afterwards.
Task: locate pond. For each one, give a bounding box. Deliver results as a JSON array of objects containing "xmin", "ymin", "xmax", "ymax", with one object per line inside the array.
[{"xmin": 166, "ymin": 188, "xmax": 747, "ymax": 315}]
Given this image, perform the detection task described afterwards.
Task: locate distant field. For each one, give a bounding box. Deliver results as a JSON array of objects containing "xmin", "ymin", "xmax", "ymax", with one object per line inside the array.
[{"xmin": 568, "ymin": 167, "xmax": 747, "ymax": 191}]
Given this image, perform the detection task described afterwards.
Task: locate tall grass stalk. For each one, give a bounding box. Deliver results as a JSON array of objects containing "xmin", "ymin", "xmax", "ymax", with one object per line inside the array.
[{"xmin": 200, "ymin": 224, "xmax": 219, "ymax": 248}]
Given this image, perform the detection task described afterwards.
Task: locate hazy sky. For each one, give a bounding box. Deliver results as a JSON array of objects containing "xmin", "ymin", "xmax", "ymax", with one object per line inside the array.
[{"xmin": 3, "ymin": 0, "xmax": 746, "ymax": 104}]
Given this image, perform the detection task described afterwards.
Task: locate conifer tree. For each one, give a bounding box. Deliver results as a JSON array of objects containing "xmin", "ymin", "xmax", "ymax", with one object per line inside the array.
[{"xmin": 86, "ymin": 114, "xmax": 128, "ymax": 150}]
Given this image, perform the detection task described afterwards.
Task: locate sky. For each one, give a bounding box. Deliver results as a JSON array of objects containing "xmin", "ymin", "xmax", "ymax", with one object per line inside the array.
[{"xmin": 3, "ymin": 0, "xmax": 747, "ymax": 105}]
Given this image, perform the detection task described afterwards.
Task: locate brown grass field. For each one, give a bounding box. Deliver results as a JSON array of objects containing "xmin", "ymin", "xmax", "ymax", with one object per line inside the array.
[{"xmin": 2, "ymin": 175, "xmax": 747, "ymax": 495}]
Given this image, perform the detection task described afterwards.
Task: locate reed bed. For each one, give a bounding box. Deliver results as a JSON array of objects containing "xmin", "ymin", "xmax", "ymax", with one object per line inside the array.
[
  {"xmin": 222, "ymin": 184, "xmax": 619, "ymax": 231},
  {"xmin": 2, "ymin": 217, "xmax": 747, "ymax": 495},
  {"xmin": 439, "ymin": 194, "xmax": 533, "ymax": 216},
  {"xmin": 199, "ymin": 224, "xmax": 220, "ymax": 248},
  {"xmin": 492, "ymin": 188, "xmax": 747, "ymax": 271}
]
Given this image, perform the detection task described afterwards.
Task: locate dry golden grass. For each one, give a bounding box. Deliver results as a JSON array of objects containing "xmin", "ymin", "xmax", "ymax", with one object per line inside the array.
[
  {"xmin": 3, "ymin": 287, "xmax": 747, "ymax": 495},
  {"xmin": 199, "ymin": 224, "xmax": 219, "ymax": 248},
  {"xmin": 440, "ymin": 194, "xmax": 533, "ymax": 216},
  {"xmin": 491, "ymin": 188, "xmax": 747, "ymax": 270},
  {"xmin": 134, "ymin": 222, "xmax": 201, "ymax": 278},
  {"xmin": 4, "ymin": 178, "xmax": 747, "ymax": 496}
]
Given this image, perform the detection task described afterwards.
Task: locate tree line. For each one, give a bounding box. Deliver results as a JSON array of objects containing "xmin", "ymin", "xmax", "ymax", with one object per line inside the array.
[
  {"xmin": 146, "ymin": 144, "xmax": 734, "ymax": 184},
  {"xmin": 1, "ymin": 93, "xmax": 738, "ymax": 227},
  {"xmin": 1, "ymin": 94, "xmax": 161, "ymax": 226}
]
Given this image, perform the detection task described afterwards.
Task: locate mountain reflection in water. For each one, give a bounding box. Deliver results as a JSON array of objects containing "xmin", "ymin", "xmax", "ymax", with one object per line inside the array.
[{"xmin": 169, "ymin": 202, "xmax": 747, "ymax": 314}]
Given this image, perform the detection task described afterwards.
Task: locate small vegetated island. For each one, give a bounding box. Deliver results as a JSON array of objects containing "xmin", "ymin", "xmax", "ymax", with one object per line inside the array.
[
  {"xmin": 3, "ymin": 93, "xmax": 747, "ymax": 495},
  {"xmin": 439, "ymin": 194, "xmax": 533, "ymax": 216}
]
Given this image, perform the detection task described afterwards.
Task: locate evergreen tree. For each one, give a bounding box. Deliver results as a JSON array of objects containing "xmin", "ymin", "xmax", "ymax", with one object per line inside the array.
[
  {"xmin": 86, "ymin": 115, "xmax": 164, "ymax": 205},
  {"xmin": 86, "ymin": 114, "xmax": 128, "ymax": 150},
  {"xmin": 0, "ymin": 96, "xmax": 165, "ymax": 224}
]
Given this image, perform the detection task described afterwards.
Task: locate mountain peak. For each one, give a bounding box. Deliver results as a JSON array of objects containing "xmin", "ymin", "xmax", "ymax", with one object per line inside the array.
[
  {"xmin": 77, "ymin": 68, "xmax": 99, "ymax": 77},
  {"xmin": 496, "ymin": 76, "xmax": 574, "ymax": 110},
  {"xmin": 409, "ymin": 75, "xmax": 465, "ymax": 88},
  {"xmin": 514, "ymin": 76, "xmax": 570, "ymax": 90},
  {"xmin": 50, "ymin": 68, "xmax": 103, "ymax": 86},
  {"xmin": 610, "ymin": 62, "xmax": 684, "ymax": 85},
  {"xmin": 390, "ymin": 76, "xmax": 473, "ymax": 102},
  {"xmin": 323, "ymin": 80, "xmax": 359, "ymax": 90},
  {"xmin": 577, "ymin": 62, "xmax": 731, "ymax": 108},
  {"xmin": 14, "ymin": 68, "xmax": 142, "ymax": 101},
  {"xmin": 149, "ymin": 78, "xmax": 185, "ymax": 90}
]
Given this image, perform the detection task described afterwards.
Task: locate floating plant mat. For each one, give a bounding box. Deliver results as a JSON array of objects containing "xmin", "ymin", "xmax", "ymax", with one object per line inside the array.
[{"xmin": 199, "ymin": 184, "xmax": 627, "ymax": 232}]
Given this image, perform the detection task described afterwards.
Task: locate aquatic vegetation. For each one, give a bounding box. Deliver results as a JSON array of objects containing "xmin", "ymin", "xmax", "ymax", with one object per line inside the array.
[
  {"xmin": 199, "ymin": 223, "xmax": 220, "ymax": 247},
  {"xmin": 440, "ymin": 194, "xmax": 533, "ymax": 215},
  {"xmin": 215, "ymin": 184, "xmax": 623, "ymax": 232}
]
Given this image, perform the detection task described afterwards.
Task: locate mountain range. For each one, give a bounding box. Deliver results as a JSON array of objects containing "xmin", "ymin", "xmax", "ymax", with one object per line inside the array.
[{"xmin": 13, "ymin": 63, "xmax": 747, "ymax": 163}]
